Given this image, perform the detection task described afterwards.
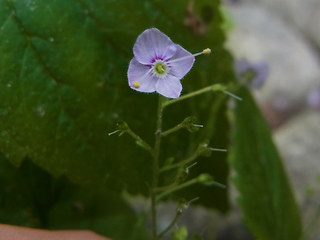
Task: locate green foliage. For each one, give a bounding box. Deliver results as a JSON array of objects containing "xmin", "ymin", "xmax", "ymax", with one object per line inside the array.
[
  {"xmin": 0, "ymin": 154, "xmax": 147, "ymax": 239},
  {"xmin": 0, "ymin": 0, "xmax": 232, "ymax": 211},
  {"xmin": 230, "ymin": 87, "xmax": 302, "ymax": 240},
  {"xmin": 0, "ymin": 0, "xmax": 303, "ymax": 238}
]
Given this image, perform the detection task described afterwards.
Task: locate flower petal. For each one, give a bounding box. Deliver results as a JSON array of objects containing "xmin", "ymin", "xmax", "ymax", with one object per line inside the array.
[
  {"xmin": 127, "ymin": 58, "xmax": 158, "ymax": 93},
  {"xmin": 155, "ymin": 75, "xmax": 182, "ymax": 99},
  {"xmin": 167, "ymin": 44, "xmax": 195, "ymax": 79},
  {"xmin": 133, "ymin": 28, "xmax": 177, "ymax": 65}
]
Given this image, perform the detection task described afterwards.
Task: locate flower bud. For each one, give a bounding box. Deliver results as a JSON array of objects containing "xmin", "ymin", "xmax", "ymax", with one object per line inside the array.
[
  {"xmin": 181, "ymin": 116, "xmax": 203, "ymax": 133},
  {"xmin": 172, "ymin": 225, "xmax": 188, "ymax": 240}
]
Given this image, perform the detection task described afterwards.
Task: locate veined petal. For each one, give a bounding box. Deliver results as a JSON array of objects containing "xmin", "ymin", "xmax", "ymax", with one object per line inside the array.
[
  {"xmin": 133, "ymin": 28, "xmax": 177, "ymax": 65},
  {"xmin": 167, "ymin": 44, "xmax": 195, "ymax": 79},
  {"xmin": 155, "ymin": 75, "xmax": 182, "ymax": 99},
  {"xmin": 127, "ymin": 58, "xmax": 158, "ymax": 93}
]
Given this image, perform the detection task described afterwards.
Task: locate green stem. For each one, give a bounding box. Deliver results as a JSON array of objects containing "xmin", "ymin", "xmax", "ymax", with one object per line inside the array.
[
  {"xmin": 163, "ymin": 85, "xmax": 215, "ymax": 108},
  {"xmin": 161, "ymin": 123, "xmax": 184, "ymax": 137},
  {"xmin": 163, "ymin": 84, "xmax": 225, "ymax": 108},
  {"xmin": 126, "ymin": 128, "xmax": 154, "ymax": 156},
  {"xmin": 156, "ymin": 177, "xmax": 199, "ymax": 201},
  {"xmin": 160, "ymin": 151, "xmax": 199, "ymax": 173},
  {"xmin": 151, "ymin": 96, "xmax": 164, "ymax": 240},
  {"xmin": 158, "ymin": 209, "xmax": 182, "ymax": 239},
  {"xmin": 162, "ymin": 83, "xmax": 242, "ymax": 108}
]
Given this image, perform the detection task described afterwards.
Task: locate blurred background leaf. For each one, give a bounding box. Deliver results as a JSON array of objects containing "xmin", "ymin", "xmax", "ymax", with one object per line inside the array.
[
  {"xmin": 229, "ymin": 87, "xmax": 302, "ymax": 240},
  {"xmin": 0, "ymin": 154, "xmax": 147, "ymax": 240}
]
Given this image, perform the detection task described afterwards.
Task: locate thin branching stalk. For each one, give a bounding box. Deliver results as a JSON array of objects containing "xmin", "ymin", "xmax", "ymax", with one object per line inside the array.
[
  {"xmin": 126, "ymin": 128, "xmax": 154, "ymax": 156},
  {"xmin": 160, "ymin": 151, "xmax": 199, "ymax": 173},
  {"xmin": 163, "ymin": 83, "xmax": 242, "ymax": 108},
  {"xmin": 151, "ymin": 96, "xmax": 165, "ymax": 240},
  {"xmin": 156, "ymin": 177, "xmax": 199, "ymax": 201},
  {"xmin": 158, "ymin": 210, "xmax": 182, "ymax": 239}
]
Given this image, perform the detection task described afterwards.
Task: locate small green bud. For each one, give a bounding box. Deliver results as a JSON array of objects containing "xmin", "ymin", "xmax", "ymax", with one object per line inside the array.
[
  {"xmin": 108, "ymin": 121, "xmax": 129, "ymax": 136},
  {"xmin": 198, "ymin": 174, "xmax": 226, "ymax": 188},
  {"xmin": 172, "ymin": 225, "xmax": 188, "ymax": 240},
  {"xmin": 177, "ymin": 199, "xmax": 188, "ymax": 213},
  {"xmin": 177, "ymin": 167, "xmax": 189, "ymax": 182},
  {"xmin": 116, "ymin": 121, "xmax": 129, "ymax": 136},
  {"xmin": 196, "ymin": 142, "xmax": 212, "ymax": 157},
  {"xmin": 182, "ymin": 116, "xmax": 203, "ymax": 133},
  {"xmin": 211, "ymin": 84, "xmax": 226, "ymax": 92},
  {"xmin": 197, "ymin": 173, "xmax": 213, "ymax": 185}
]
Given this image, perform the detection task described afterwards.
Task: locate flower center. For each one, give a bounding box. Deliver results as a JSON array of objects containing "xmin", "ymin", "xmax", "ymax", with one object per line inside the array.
[
  {"xmin": 241, "ymin": 69, "xmax": 257, "ymax": 83},
  {"xmin": 152, "ymin": 60, "xmax": 169, "ymax": 78}
]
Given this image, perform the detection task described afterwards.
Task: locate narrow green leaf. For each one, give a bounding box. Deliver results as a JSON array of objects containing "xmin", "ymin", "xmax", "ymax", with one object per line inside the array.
[{"xmin": 230, "ymin": 87, "xmax": 302, "ymax": 240}]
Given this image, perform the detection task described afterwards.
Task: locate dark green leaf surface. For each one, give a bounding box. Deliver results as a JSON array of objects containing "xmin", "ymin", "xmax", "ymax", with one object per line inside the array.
[
  {"xmin": 0, "ymin": 0, "xmax": 232, "ymax": 210},
  {"xmin": 230, "ymin": 87, "xmax": 302, "ymax": 240},
  {"xmin": 0, "ymin": 155, "xmax": 147, "ymax": 240}
]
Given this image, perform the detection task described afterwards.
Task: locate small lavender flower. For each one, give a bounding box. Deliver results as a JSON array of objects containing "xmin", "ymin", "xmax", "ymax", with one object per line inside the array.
[
  {"xmin": 234, "ymin": 59, "xmax": 269, "ymax": 89},
  {"xmin": 128, "ymin": 28, "xmax": 210, "ymax": 99},
  {"xmin": 307, "ymin": 89, "xmax": 320, "ymax": 110}
]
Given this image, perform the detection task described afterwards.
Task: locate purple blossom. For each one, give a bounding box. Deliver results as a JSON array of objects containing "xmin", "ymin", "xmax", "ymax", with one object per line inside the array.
[
  {"xmin": 307, "ymin": 89, "xmax": 320, "ymax": 110},
  {"xmin": 127, "ymin": 28, "xmax": 209, "ymax": 99},
  {"xmin": 234, "ymin": 59, "xmax": 269, "ymax": 89}
]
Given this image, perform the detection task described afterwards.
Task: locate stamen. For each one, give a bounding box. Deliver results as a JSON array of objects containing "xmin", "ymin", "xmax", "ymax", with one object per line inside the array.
[
  {"xmin": 133, "ymin": 81, "xmax": 140, "ymax": 88},
  {"xmin": 108, "ymin": 129, "xmax": 120, "ymax": 136},
  {"xmin": 223, "ymin": 90, "xmax": 243, "ymax": 101},
  {"xmin": 209, "ymin": 148, "xmax": 228, "ymax": 152},
  {"xmin": 169, "ymin": 48, "xmax": 212, "ymax": 64},
  {"xmin": 131, "ymin": 67, "xmax": 153, "ymax": 88},
  {"xmin": 192, "ymin": 124, "xmax": 204, "ymax": 128},
  {"xmin": 202, "ymin": 48, "xmax": 211, "ymax": 55}
]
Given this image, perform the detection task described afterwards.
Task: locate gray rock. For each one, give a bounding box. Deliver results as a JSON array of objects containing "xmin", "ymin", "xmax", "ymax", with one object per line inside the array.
[
  {"xmin": 225, "ymin": 4, "xmax": 320, "ymax": 122},
  {"xmin": 274, "ymin": 110, "xmax": 320, "ymax": 239},
  {"xmin": 226, "ymin": 0, "xmax": 320, "ymax": 45}
]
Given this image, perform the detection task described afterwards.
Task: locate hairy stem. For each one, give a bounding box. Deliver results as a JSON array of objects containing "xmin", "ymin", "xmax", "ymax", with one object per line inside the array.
[
  {"xmin": 162, "ymin": 83, "xmax": 242, "ymax": 108},
  {"xmin": 161, "ymin": 123, "xmax": 185, "ymax": 137},
  {"xmin": 151, "ymin": 96, "xmax": 164, "ymax": 240},
  {"xmin": 126, "ymin": 127, "xmax": 154, "ymax": 156},
  {"xmin": 156, "ymin": 177, "xmax": 199, "ymax": 201},
  {"xmin": 158, "ymin": 209, "xmax": 182, "ymax": 239},
  {"xmin": 160, "ymin": 151, "xmax": 199, "ymax": 173}
]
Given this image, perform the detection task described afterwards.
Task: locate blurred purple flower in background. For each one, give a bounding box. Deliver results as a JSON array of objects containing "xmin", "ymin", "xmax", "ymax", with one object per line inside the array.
[
  {"xmin": 307, "ymin": 89, "xmax": 320, "ymax": 110},
  {"xmin": 127, "ymin": 28, "xmax": 210, "ymax": 99},
  {"xmin": 234, "ymin": 59, "xmax": 269, "ymax": 89}
]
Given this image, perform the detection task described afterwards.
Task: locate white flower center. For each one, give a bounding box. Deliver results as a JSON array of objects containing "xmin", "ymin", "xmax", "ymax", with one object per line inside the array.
[{"xmin": 152, "ymin": 60, "xmax": 169, "ymax": 78}]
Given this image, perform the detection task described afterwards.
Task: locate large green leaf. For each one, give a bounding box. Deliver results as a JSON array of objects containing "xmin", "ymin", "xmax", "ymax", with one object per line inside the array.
[
  {"xmin": 0, "ymin": 154, "xmax": 147, "ymax": 240},
  {"xmin": 230, "ymin": 87, "xmax": 302, "ymax": 239},
  {"xmin": 0, "ymin": 0, "xmax": 233, "ymax": 210}
]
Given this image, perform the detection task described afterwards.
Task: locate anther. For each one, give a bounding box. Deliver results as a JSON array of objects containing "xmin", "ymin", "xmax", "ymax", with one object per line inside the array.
[
  {"xmin": 202, "ymin": 48, "xmax": 211, "ymax": 55},
  {"xmin": 133, "ymin": 81, "xmax": 140, "ymax": 88}
]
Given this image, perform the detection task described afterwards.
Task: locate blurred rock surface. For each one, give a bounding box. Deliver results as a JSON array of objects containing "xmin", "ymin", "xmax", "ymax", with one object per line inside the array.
[
  {"xmin": 225, "ymin": 4, "xmax": 320, "ymax": 126},
  {"xmin": 227, "ymin": 0, "xmax": 320, "ymax": 46},
  {"xmin": 274, "ymin": 110, "xmax": 320, "ymax": 240},
  {"xmin": 223, "ymin": 1, "xmax": 320, "ymax": 239}
]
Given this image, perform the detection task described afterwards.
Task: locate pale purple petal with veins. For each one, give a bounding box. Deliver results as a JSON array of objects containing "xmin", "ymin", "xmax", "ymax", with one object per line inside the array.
[
  {"xmin": 167, "ymin": 44, "xmax": 195, "ymax": 79},
  {"xmin": 133, "ymin": 28, "xmax": 177, "ymax": 65},
  {"xmin": 127, "ymin": 58, "xmax": 157, "ymax": 93},
  {"xmin": 155, "ymin": 75, "xmax": 182, "ymax": 99}
]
